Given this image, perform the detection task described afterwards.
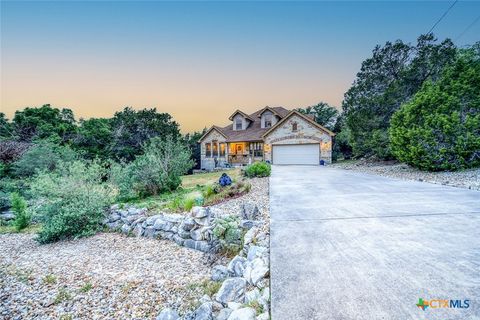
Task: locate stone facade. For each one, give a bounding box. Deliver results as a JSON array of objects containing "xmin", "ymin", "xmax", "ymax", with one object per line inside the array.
[
  {"xmin": 199, "ymin": 108, "xmax": 334, "ymax": 169},
  {"xmin": 263, "ymin": 113, "xmax": 333, "ymax": 163},
  {"xmin": 200, "ymin": 128, "xmax": 227, "ymax": 170}
]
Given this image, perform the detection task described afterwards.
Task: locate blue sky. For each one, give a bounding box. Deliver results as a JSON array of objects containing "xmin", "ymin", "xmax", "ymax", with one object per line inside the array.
[{"xmin": 1, "ymin": 1, "xmax": 479, "ymax": 131}]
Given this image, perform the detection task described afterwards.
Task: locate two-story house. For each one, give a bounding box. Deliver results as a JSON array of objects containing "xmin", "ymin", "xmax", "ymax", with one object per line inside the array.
[{"xmin": 198, "ymin": 106, "xmax": 334, "ymax": 170}]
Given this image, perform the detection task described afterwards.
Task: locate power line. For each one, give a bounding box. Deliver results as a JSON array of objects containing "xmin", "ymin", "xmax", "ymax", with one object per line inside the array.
[
  {"xmin": 455, "ymin": 14, "xmax": 480, "ymax": 41},
  {"xmin": 427, "ymin": 0, "xmax": 458, "ymax": 34}
]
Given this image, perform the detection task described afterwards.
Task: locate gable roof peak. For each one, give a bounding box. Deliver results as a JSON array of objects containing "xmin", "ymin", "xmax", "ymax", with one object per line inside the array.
[{"xmin": 228, "ymin": 109, "xmax": 255, "ymax": 122}]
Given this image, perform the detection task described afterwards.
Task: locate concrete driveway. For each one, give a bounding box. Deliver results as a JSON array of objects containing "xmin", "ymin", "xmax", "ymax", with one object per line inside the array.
[{"xmin": 270, "ymin": 166, "xmax": 480, "ymax": 320}]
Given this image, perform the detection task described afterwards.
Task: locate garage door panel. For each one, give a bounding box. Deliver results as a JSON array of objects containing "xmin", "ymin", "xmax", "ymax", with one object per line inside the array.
[{"xmin": 272, "ymin": 144, "xmax": 319, "ymax": 165}]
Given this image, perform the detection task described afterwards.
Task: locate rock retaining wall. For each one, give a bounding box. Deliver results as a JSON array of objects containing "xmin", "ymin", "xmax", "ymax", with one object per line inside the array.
[{"xmin": 104, "ymin": 203, "xmax": 271, "ymax": 320}]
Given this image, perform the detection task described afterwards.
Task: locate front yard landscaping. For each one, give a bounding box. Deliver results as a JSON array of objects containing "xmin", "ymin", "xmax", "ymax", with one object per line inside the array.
[{"xmin": 126, "ymin": 168, "xmax": 248, "ymax": 212}]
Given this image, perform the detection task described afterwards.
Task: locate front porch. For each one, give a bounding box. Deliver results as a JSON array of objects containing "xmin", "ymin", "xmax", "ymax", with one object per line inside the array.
[{"xmin": 202, "ymin": 141, "xmax": 265, "ymax": 170}]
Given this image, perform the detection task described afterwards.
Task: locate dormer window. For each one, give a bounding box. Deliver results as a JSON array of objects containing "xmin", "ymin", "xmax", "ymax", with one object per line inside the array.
[
  {"xmin": 235, "ymin": 118, "xmax": 242, "ymax": 130},
  {"xmin": 292, "ymin": 122, "xmax": 298, "ymax": 132},
  {"xmin": 264, "ymin": 114, "xmax": 272, "ymax": 128}
]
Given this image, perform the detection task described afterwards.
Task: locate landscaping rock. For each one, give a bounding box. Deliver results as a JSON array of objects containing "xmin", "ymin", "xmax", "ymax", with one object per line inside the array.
[
  {"xmin": 121, "ymin": 224, "xmax": 131, "ymax": 234},
  {"xmin": 194, "ymin": 301, "xmax": 213, "ymax": 320},
  {"xmin": 244, "ymin": 288, "xmax": 261, "ymax": 304},
  {"xmin": 216, "ymin": 278, "xmax": 246, "ymax": 304},
  {"xmin": 217, "ymin": 308, "xmax": 233, "ymax": 320},
  {"xmin": 180, "ymin": 217, "xmax": 196, "ymax": 231},
  {"xmin": 146, "ymin": 214, "xmax": 163, "ymax": 226},
  {"xmin": 227, "ymin": 302, "xmax": 243, "ymax": 310},
  {"xmin": 192, "ymin": 206, "xmax": 209, "ymax": 218},
  {"xmin": 256, "ymin": 312, "xmax": 269, "ymax": 320},
  {"xmin": 173, "ymin": 234, "xmax": 184, "ymax": 246},
  {"xmin": 211, "ymin": 265, "xmax": 229, "ymax": 282},
  {"xmin": 156, "ymin": 308, "xmax": 180, "ymax": 320},
  {"xmin": 0, "ymin": 211, "xmax": 14, "ymax": 221},
  {"xmin": 227, "ymin": 256, "xmax": 246, "ymax": 277},
  {"xmin": 240, "ymin": 203, "xmax": 259, "ymax": 220},
  {"xmin": 244, "ymin": 258, "xmax": 269, "ymax": 286},
  {"xmin": 183, "ymin": 239, "xmax": 210, "ymax": 253},
  {"xmin": 239, "ymin": 220, "xmax": 256, "ymax": 229},
  {"xmin": 106, "ymin": 221, "xmax": 121, "ymax": 230},
  {"xmin": 227, "ymin": 307, "xmax": 256, "ymax": 320},
  {"xmin": 247, "ymin": 246, "xmax": 268, "ymax": 262},
  {"xmin": 190, "ymin": 229, "xmax": 204, "ymax": 241},
  {"xmin": 154, "ymin": 219, "xmax": 173, "ymax": 232},
  {"xmin": 178, "ymin": 229, "xmax": 191, "ymax": 239},
  {"xmin": 133, "ymin": 225, "xmax": 144, "ymax": 237},
  {"xmin": 243, "ymin": 228, "xmax": 258, "ymax": 246},
  {"xmin": 163, "ymin": 213, "xmax": 183, "ymax": 224},
  {"xmin": 108, "ymin": 212, "xmax": 121, "ymax": 222},
  {"xmin": 143, "ymin": 226, "xmax": 156, "ymax": 238}
]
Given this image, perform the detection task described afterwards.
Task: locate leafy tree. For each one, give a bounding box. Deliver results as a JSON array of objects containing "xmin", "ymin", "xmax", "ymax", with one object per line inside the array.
[
  {"xmin": 109, "ymin": 107, "xmax": 180, "ymax": 161},
  {"xmin": 184, "ymin": 128, "xmax": 207, "ymax": 170},
  {"xmin": 110, "ymin": 136, "xmax": 193, "ymax": 200},
  {"xmin": 297, "ymin": 102, "xmax": 339, "ymax": 130},
  {"xmin": 343, "ymin": 34, "xmax": 456, "ymax": 159},
  {"xmin": 30, "ymin": 160, "xmax": 116, "ymax": 243},
  {"xmin": 12, "ymin": 104, "xmax": 77, "ymax": 143},
  {"xmin": 389, "ymin": 44, "xmax": 480, "ymax": 171},
  {"xmin": 73, "ymin": 118, "xmax": 112, "ymax": 160},
  {"xmin": 0, "ymin": 113, "xmax": 12, "ymax": 139},
  {"xmin": 13, "ymin": 141, "xmax": 78, "ymax": 177}
]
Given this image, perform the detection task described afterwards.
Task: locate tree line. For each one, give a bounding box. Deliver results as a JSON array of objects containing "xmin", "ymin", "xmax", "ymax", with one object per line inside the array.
[{"xmin": 297, "ymin": 34, "xmax": 479, "ymax": 171}]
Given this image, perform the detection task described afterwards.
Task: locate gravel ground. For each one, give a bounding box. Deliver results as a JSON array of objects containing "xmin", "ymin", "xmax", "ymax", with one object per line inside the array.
[
  {"xmin": 210, "ymin": 177, "xmax": 270, "ymax": 232},
  {"xmin": 331, "ymin": 160, "xmax": 480, "ymax": 191},
  {"xmin": 0, "ymin": 233, "xmax": 211, "ymax": 320},
  {"xmin": 0, "ymin": 177, "xmax": 270, "ymax": 320}
]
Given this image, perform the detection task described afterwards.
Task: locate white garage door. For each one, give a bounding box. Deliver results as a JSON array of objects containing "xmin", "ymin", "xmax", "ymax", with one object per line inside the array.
[{"xmin": 272, "ymin": 144, "xmax": 319, "ymax": 165}]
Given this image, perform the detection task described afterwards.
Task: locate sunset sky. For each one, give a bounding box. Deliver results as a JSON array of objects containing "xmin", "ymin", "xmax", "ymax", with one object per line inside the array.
[{"xmin": 1, "ymin": 1, "xmax": 479, "ymax": 132}]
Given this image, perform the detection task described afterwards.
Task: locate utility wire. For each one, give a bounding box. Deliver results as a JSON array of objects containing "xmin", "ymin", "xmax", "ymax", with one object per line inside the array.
[
  {"xmin": 427, "ymin": 0, "xmax": 458, "ymax": 34},
  {"xmin": 455, "ymin": 14, "xmax": 480, "ymax": 41}
]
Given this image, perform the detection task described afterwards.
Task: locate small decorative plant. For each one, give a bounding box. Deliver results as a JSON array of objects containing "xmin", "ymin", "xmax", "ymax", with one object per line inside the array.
[{"xmin": 218, "ymin": 173, "xmax": 232, "ymax": 186}]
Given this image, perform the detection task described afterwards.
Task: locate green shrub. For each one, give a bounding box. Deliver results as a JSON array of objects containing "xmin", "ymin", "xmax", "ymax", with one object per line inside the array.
[
  {"xmin": 110, "ymin": 136, "xmax": 193, "ymax": 200},
  {"xmin": 30, "ymin": 160, "xmax": 116, "ymax": 243},
  {"xmin": 13, "ymin": 141, "xmax": 78, "ymax": 178},
  {"xmin": 202, "ymin": 184, "xmax": 216, "ymax": 198},
  {"xmin": 11, "ymin": 192, "xmax": 30, "ymax": 231},
  {"xmin": 213, "ymin": 215, "xmax": 243, "ymax": 256},
  {"xmin": 244, "ymin": 162, "xmax": 271, "ymax": 178},
  {"xmin": 389, "ymin": 48, "xmax": 480, "ymax": 171},
  {"xmin": 183, "ymin": 197, "xmax": 195, "ymax": 212}
]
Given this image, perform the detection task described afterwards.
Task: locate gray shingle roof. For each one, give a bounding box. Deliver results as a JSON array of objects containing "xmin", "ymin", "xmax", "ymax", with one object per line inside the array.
[{"xmin": 219, "ymin": 107, "xmax": 290, "ymax": 142}]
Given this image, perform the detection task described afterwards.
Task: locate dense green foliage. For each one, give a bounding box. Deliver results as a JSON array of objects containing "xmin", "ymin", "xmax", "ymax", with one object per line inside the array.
[
  {"xmin": 12, "ymin": 104, "xmax": 77, "ymax": 143},
  {"xmin": 73, "ymin": 118, "xmax": 112, "ymax": 160},
  {"xmin": 342, "ymin": 34, "xmax": 457, "ymax": 159},
  {"xmin": 30, "ymin": 160, "xmax": 116, "ymax": 243},
  {"xmin": 297, "ymin": 102, "xmax": 339, "ymax": 130},
  {"xmin": 183, "ymin": 128, "xmax": 207, "ymax": 171},
  {"xmin": 13, "ymin": 142, "xmax": 78, "ymax": 177},
  {"xmin": 109, "ymin": 107, "xmax": 180, "ymax": 161},
  {"xmin": 244, "ymin": 162, "xmax": 271, "ymax": 178},
  {"xmin": 389, "ymin": 47, "xmax": 480, "ymax": 171},
  {"xmin": 110, "ymin": 136, "xmax": 194, "ymax": 200},
  {"xmin": 11, "ymin": 192, "xmax": 30, "ymax": 231},
  {"xmin": 0, "ymin": 113, "xmax": 12, "ymax": 139}
]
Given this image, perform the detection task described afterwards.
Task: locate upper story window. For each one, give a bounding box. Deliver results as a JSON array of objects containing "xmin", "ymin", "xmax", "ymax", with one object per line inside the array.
[
  {"xmin": 264, "ymin": 114, "xmax": 272, "ymax": 128},
  {"xmin": 205, "ymin": 143, "xmax": 211, "ymax": 157},
  {"xmin": 235, "ymin": 118, "xmax": 242, "ymax": 130},
  {"xmin": 292, "ymin": 122, "xmax": 298, "ymax": 132}
]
